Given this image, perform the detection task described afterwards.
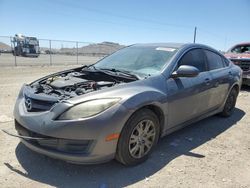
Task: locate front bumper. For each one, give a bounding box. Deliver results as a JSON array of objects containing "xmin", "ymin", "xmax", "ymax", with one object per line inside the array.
[
  {"xmin": 21, "ymin": 139, "xmax": 114, "ymax": 164},
  {"xmin": 13, "ymin": 121, "xmax": 112, "ymax": 164},
  {"xmin": 242, "ymin": 72, "xmax": 250, "ymax": 86},
  {"xmin": 13, "ymin": 93, "xmax": 132, "ymax": 164},
  {"xmin": 23, "ymin": 53, "xmax": 39, "ymax": 57}
]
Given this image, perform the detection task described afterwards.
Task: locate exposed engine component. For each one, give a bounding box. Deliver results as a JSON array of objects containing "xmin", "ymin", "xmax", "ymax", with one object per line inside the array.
[
  {"xmin": 48, "ymin": 76, "xmax": 88, "ymax": 89},
  {"xmin": 30, "ymin": 70, "xmax": 122, "ymax": 100}
]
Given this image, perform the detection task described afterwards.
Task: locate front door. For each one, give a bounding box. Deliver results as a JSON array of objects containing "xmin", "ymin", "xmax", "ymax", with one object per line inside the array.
[{"xmin": 166, "ymin": 48, "xmax": 213, "ymax": 129}]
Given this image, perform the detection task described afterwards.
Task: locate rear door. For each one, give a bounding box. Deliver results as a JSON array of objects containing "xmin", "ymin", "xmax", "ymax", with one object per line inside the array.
[
  {"xmin": 167, "ymin": 48, "xmax": 214, "ymax": 128},
  {"xmin": 204, "ymin": 50, "xmax": 231, "ymax": 108}
]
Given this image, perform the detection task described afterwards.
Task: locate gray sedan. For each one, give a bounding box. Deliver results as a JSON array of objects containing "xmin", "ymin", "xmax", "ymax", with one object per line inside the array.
[{"xmin": 11, "ymin": 43, "xmax": 242, "ymax": 166}]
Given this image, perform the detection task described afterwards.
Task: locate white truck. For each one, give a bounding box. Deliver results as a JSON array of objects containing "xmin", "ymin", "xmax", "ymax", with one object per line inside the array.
[{"xmin": 12, "ymin": 34, "xmax": 39, "ymax": 57}]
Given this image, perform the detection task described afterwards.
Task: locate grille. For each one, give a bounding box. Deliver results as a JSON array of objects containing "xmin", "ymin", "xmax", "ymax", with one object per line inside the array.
[
  {"xmin": 231, "ymin": 60, "xmax": 250, "ymax": 72},
  {"xmin": 239, "ymin": 61, "xmax": 250, "ymax": 71},
  {"xmin": 24, "ymin": 95, "xmax": 57, "ymax": 112},
  {"xmin": 15, "ymin": 120, "xmax": 92, "ymax": 154}
]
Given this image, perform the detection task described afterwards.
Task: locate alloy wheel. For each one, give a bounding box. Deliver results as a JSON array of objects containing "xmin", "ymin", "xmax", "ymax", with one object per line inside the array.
[{"xmin": 128, "ymin": 119, "xmax": 156, "ymax": 159}]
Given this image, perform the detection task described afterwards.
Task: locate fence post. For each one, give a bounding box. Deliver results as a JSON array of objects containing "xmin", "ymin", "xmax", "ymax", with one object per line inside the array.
[
  {"xmin": 10, "ymin": 36, "xmax": 17, "ymax": 66},
  {"xmin": 49, "ymin": 40, "xmax": 52, "ymax": 66}
]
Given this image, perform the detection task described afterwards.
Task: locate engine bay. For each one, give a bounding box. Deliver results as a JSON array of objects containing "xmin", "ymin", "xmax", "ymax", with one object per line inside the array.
[{"xmin": 29, "ymin": 67, "xmax": 135, "ymax": 100}]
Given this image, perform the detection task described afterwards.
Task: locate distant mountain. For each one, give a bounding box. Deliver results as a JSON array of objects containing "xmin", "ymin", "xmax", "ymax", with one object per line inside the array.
[
  {"xmin": 60, "ymin": 42, "xmax": 125, "ymax": 56},
  {"xmin": 0, "ymin": 42, "xmax": 11, "ymax": 51},
  {"xmin": 1, "ymin": 40, "xmax": 125, "ymax": 56}
]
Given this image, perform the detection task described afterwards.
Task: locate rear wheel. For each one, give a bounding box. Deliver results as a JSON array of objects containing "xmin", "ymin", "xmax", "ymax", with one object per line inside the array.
[
  {"xmin": 116, "ymin": 109, "xmax": 160, "ymax": 166},
  {"xmin": 220, "ymin": 88, "xmax": 238, "ymax": 117}
]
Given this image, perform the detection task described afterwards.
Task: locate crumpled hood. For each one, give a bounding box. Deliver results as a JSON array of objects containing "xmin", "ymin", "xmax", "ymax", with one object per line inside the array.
[{"xmin": 66, "ymin": 75, "xmax": 167, "ymax": 106}]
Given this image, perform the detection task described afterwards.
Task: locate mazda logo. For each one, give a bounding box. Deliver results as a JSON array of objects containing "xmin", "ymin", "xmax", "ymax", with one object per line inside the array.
[{"xmin": 25, "ymin": 98, "xmax": 32, "ymax": 111}]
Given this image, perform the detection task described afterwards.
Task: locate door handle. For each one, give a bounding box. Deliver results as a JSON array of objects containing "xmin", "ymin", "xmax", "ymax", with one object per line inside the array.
[
  {"xmin": 228, "ymin": 71, "xmax": 234, "ymax": 79},
  {"xmin": 204, "ymin": 78, "xmax": 211, "ymax": 85}
]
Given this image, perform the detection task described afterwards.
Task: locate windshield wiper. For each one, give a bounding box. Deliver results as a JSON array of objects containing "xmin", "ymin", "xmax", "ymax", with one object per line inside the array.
[
  {"xmin": 82, "ymin": 65, "xmax": 139, "ymax": 80},
  {"xmin": 98, "ymin": 68, "xmax": 139, "ymax": 80},
  {"xmin": 82, "ymin": 64, "xmax": 95, "ymax": 69}
]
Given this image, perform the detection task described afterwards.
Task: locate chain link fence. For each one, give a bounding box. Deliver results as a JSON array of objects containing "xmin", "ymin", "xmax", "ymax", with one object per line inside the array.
[{"xmin": 0, "ymin": 36, "xmax": 124, "ymax": 67}]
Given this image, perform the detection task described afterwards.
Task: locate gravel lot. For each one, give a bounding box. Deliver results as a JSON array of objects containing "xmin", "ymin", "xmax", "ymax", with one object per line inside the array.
[{"xmin": 0, "ymin": 66, "xmax": 249, "ymax": 188}]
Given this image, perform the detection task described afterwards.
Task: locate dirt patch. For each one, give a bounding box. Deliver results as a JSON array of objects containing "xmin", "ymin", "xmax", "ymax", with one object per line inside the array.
[{"xmin": 0, "ymin": 66, "xmax": 250, "ymax": 188}]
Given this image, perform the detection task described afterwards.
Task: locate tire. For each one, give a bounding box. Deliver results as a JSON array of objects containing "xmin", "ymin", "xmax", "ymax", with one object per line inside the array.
[
  {"xmin": 116, "ymin": 109, "xmax": 160, "ymax": 166},
  {"xmin": 220, "ymin": 88, "xmax": 238, "ymax": 117}
]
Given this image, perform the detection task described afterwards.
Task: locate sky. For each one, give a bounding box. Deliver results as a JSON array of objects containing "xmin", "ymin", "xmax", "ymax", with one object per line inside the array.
[{"xmin": 0, "ymin": 0, "xmax": 250, "ymax": 50}]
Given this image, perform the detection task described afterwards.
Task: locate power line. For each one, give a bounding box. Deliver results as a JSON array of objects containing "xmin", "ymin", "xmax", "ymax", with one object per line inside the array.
[
  {"xmin": 51, "ymin": 0, "xmax": 228, "ymax": 45},
  {"xmin": 52, "ymin": 0, "xmax": 194, "ymax": 29},
  {"xmin": 198, "ymin": 28, "xmax": 225, "ymax": 40},
  {"xmin": 29, "ymin": 5, "xmax": 195, "ymax": 36}
]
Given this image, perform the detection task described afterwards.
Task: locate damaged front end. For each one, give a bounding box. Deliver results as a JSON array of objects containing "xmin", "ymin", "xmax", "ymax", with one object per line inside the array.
[{"xmin": 22, "ymin": 66, "xmax": 137, "ymax": 112}]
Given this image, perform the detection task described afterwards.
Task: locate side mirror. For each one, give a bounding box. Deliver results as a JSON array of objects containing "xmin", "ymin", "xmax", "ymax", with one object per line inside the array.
[{"xmin": 171, "ymin": 65, "xmax": 199, "ymax": 78}]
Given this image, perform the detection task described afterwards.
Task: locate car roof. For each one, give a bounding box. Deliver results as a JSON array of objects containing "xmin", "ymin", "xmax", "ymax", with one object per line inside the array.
[
  {"xmin": 132, "ymin": 43, "xmax": 185, "ymax": 48},
  {"xmin": 232, "ymin": 42, "xmax": 250, "ymax": 46},
  {"xmin": 227, "ymin": 42, "xmax": 250, "ymax": 51},
  {"xmin": 131, "ymin": 43, "xmax": 216, "ymax": 50}
]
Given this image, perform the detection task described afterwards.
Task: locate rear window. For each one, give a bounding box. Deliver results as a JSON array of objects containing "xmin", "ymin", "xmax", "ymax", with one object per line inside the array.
[
  {"xmin": 204, "ymin": 50, "xmax": 224, "ymax": 70},
  {"xmin": 230, "ymin": 45, "xmax": 250, "ymax": 54}
]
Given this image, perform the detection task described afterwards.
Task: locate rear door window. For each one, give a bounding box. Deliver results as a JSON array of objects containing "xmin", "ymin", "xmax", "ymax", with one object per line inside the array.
[
  {"xmin": 204, "ymin": 50, "xmax": 225, "ymax": 70},
  {"xmin": 178, "ymin": 49, "xmax": 207, "ymax": 72}
]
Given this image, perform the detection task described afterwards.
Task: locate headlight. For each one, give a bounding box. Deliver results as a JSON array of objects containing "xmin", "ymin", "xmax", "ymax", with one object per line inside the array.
[{"xmin": 57, "ymin": 98, "xmax": 120, "ymax": 120}]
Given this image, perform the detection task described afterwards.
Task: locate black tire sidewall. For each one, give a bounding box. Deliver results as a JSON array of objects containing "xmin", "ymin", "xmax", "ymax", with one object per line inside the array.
[
  {"xmin": 221, "ymin": 88, "xmax": 238, "ymax": 117},
  {"xmin": 116, "ymin": 109, "xmax": 160, "ymax": 166}
]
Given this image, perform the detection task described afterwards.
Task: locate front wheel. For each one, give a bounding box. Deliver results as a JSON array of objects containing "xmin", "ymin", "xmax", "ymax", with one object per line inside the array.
[
  {"xmin": 116, "ymin": 109, "xmax": 160, "ymax": 166},
  {"xmin": 220, "ymin": 88, "xmax": 238, "ymax": 117}
]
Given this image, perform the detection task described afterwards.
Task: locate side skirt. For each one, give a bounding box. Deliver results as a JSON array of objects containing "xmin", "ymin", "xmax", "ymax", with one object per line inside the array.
[{"xmin": 161, "ymin": 107, "xmax": 222, "ymax": 138}]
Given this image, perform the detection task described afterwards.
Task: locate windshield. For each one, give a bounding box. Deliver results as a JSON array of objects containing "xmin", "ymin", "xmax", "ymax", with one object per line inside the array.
[
  {"xmin": 94, "ymin": 46, "xmax": 178, "ymax": 76},
  {"xmin": 230, "ymin": 44, "xmax": 250, "ymax": 54},
  {"xmin": 25, "ymin": 38, "xmax": 39, "ymax": 45}
]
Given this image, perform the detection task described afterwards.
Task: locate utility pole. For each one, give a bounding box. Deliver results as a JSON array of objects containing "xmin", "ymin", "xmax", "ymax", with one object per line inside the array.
[
  {"xmin": 49, "ymin": 40, "xmax": 52, "ymax": 65},
  {"xmin": 193, "ymin": 26, "xmax": 197, "ymax": 43},
  {"xmin": 76, "ymin": 42, "xmax": 78, "ymax": 64}
]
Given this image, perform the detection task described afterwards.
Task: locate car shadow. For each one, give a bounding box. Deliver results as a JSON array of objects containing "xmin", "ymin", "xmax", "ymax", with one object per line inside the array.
[
  {"xmin": 241, "ymin": 85, "xmax": 250, "ymax": 91},
  {"xmin": 5, "ymin": 108, "xmax": 245, "ymax": 188}
]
